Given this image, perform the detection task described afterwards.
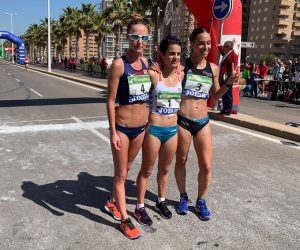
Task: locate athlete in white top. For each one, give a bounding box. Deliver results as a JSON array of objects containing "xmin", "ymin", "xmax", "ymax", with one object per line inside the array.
[{"xmin": 134, "ymin": 35, "xmax": 185, "ymax": 226}]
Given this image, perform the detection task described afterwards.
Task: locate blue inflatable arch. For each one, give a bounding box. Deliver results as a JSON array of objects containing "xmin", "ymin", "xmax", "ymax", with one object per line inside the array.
[{"xmin": 0, "ymin": 30, "xmax": 26, "ymax": 64}]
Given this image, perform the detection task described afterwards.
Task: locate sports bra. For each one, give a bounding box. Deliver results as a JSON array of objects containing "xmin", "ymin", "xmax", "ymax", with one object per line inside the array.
[
  {"xmin": 117, "ymin": 56, "xmax": 151, "ymax": 105},
  {"xmin": 150, "ymin": 73, "xmax": 182, "ymax": 116},
  {"xmin": 182, "ymin": 58, "xmax": 214, "ymax": 100}
]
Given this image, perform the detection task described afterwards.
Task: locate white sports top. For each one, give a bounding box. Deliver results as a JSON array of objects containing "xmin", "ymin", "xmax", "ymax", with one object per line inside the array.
[{"xmin": 149, "ymin": 73, "xmax": 182, "ymax": 116}]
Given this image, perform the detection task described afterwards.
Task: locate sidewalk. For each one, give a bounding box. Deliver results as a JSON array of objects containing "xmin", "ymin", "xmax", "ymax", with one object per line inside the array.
[{"xmin": 10, "ymin": 62, "xmax": 300, "ymax": 143}]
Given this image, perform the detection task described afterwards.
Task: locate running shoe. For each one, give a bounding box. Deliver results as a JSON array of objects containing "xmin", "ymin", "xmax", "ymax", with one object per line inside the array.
[
  {"xmin": 155, "ymin": 201, "xmax": 172, "ymax": 219},
  {"xmin": 176, "ymin": 196, "xmax": 189, "ymax": 215},
  {"xmin": 134, "ymin": 207, "xmax": 153, "ymax": 226},
  {"xmin": 195, "ymin": 199, "xmax": 212, "ymax": 220},
  {"xmin": 120, "ymin": 218, "xmax": 141, "ymax": 240},
  {"xmin": 104, "ymin": 199, "xmax": 121, "ymax": 221}
]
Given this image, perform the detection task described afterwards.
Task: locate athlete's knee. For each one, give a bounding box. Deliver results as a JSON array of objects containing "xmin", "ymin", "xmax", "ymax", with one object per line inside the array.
[
  {"xmin": 158, "ymin": 165, "xmax": 170, "ymax": 176},
  {"xmin": 199, "ymin": 162, "xmax": 211, "ymax": 174},
  {"xmin": 140, "ymin": 166, "xmax": 153, "ymax": 178},
  {"xmin": 176, "ymin": 155, "xmax": 188, "ymax": 167},
  {"xmin": 114, "ymin": 173, "xmax": 127, "ymax": 183}
]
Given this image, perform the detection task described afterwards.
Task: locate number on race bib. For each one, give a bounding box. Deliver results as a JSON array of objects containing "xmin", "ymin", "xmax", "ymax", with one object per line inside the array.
[
  {"xmin": 168, "ymin": 99, "xmax": 171, "ymax": 107},
  {"xmin": 141, "ymin": 84, "xmax": 145, "ymax": 93}
]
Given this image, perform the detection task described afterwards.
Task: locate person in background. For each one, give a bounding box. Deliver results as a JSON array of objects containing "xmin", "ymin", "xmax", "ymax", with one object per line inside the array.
[
  {"xmin": 100, "ymin": 57, "xmax": 108, "ymax": 78},
  {"xmin": 24, "ymin": 56, "xmax": 30, "ymax": 70},
  {"xmin": 258, "ymin": 60, "xmax": 268, "ymax": 95},
  {"xmin": 217, "ymin": 40, "xmax": 238, "ymax": 115},
  {"xmin": 250, "ymin": 62, "xmax": 260, "ymax": 97},
  {"xmin": 88, "ymin": 57, "xmax": 94, "ymax": 76}
]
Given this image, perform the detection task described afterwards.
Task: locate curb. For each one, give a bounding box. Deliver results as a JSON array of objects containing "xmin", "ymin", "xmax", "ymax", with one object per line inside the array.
[{"xmin": 208, "ymin": 111, "xmax": 300, "ymax": 143}]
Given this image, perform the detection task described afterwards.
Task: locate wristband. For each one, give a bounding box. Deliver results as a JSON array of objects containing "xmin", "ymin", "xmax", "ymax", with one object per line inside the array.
[{"xmin": 226, "ymin": 83, "xmax": 232, "ymax": 88}]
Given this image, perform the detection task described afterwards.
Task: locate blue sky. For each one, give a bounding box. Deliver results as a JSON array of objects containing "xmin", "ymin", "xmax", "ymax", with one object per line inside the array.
[{"xmin": 0, "ymin": 0, "xmax": 101, "ymax": 36}]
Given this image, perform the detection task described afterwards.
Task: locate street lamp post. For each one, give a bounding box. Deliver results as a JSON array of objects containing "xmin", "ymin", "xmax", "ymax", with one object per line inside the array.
[
  {"xmin": 5, "ymin": 12, "xmax": 17, "ymax": 63},
  {"xmin": 48, "ymin": 0, "xmax": 51, "ymax": 72}
]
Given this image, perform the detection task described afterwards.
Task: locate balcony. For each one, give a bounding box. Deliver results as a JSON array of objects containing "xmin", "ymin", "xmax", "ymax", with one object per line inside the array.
[
  {"xmin": 296, "ymin": 3, "xmax": 300, "ymax": 9},
  {"xmin": 293, "ymin": 30, "xmax": 300, "ymax": 36},
  {"xmin": 277, "ymin": 18, "xmax": 290, "ymax": 26},
  {"xmin": 294, "ymin": 22, "xmax": 300, "ymax": 28},
  {"xmin": 278, "ymin": 9, "xmax": 290, "ymax": 17},
  {"xmin": 279, "ymin": 0, "xmax": 291, "ymax": 8},
  {"xmin": 275, "ymin": 27, "xmax": 290, "ymax": 35},
  {"xmin": 294, "ymin": 12, "xmax": 300, "ymax": 18}
]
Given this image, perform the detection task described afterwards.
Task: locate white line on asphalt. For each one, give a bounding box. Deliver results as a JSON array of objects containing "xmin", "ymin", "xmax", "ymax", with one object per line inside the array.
[
  {"xmin": 30, "ymin": 69, "xmax": 104, "ymax": 91},
  {"xmin": 71, "ymin": 116, "xmax": 110, "ymax": 144},
  {"xmin": 210, "ymin": 120, "xmax": 300, "ymax": 150},
  {"xmin": 238, "ymin": 113, "xmax": 253, "ymax": 118},
  {"xmin": 2, "ymin": 69, "xmax": 5, "ymax": 72},
  {"xmin": 30, "ymin": 88, "xmax": 43, "ymax": 97},
  {"xmin": 15, "ymin": 78, "xmax": 21, "ymax": 83},
  {"xmin": 7, "ymin": 73, "xmax": 11, "ymax": 75},
  {"xmin": 3, "ymin": 116, "xmax": 108, "ymax": 124},
  {"xmin": 0, "ymin": 120, "xmax": 109, "ymax": 134}
]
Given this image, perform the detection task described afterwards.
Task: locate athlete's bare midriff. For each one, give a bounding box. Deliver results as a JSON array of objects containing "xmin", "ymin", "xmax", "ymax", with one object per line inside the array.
[
  {"xmin": 149, "ymin": 113, "xmax": 177, "ymax": 127},
  {"xmin": 179, "ymin": 97, "xmax": 208, "ymax": 119},
  {"xmin": 116, "ymin": 103, "xmax": 148, "ymax": 127}
]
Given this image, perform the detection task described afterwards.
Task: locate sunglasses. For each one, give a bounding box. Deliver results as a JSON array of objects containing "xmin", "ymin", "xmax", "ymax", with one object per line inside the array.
[{"xmin": 128, "ymin": 34, "xmax": 149, "ymax": 42}]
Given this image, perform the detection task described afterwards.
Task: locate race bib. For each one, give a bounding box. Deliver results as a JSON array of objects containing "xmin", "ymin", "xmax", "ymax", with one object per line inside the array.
[
  {"xmin": 128, "ymin": 74, "xmax": 151, "ymax": 103},
  {"xmin": 183, "ymin": 74, "xmax": 212, "ymax": 99},
  {"xmin": 156, "ymin": 92, "xmax": 181, "ymax": 115}
]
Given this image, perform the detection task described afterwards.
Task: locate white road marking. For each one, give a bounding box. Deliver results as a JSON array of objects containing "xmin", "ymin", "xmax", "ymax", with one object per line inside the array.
[
  {"xmin": 0, "ymin": 120, "xmax": 109, "ymax": 134},
  {"xmin": 238, "ymin": 113, "xmax": 253, "ymax": 118},
  {"xmin": 30, "ymin": 69, "xmax": 104, "ymax": 91},
  {"xmin": 2, "ymin": 69, "xmax": 5, "ymax": 72},
  {"xmin": 30, "ymin": 88, "xmax": 43, "ymax": 97},
  {"xmin": 3, "ymin": 116, "xmax": 108, "ymax": 124},
  {"xmin": 72, "ymin": 116, "xmax": 110, "ymax": 144},
  {"xmin": 7, "ymin": 73, "xmax": 11, "ymax": 76},
  {"xmin": 15, "ymin": 78, "xmax": 21, "ymax": 82},
  {"xmin": 210, "ymin": 120, "xmax": 300, "ymax": 150}
]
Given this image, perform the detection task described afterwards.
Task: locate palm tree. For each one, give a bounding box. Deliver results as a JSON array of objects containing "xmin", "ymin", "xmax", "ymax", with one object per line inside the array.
[
  {"xmin": 102, "ymin": 0, "xmax": 134, "ymax": 58},
  {"xmin": 52, "ymin": 21, "xmax": 67, "ymax": 61},
  {"xmin": 60, "ymin": 7, "xmax": 82, "ymax": 59},
  {"xmin": 79, "ymin": 3, "xmax": 96, "ymax": 59},
  {"xmin": 92, "ymin": 12, "xmax": 110, "ymax": 60}
]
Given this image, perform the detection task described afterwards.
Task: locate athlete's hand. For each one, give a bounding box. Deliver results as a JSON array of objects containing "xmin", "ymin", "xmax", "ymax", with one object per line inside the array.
[
  {"xmin": 175, "ymin": 64, "xmax": 184, "ymax": 74},
  {"xmin": 226, "ymin": 63, "xmax": 239, "ymax": 86},
  {"xmin": 149, "ymin": 62, "xmax": 161, "ymax": 73},
  {"xmin": 111, "ymin": 132, "xmax": 121, "ymax": 151}
]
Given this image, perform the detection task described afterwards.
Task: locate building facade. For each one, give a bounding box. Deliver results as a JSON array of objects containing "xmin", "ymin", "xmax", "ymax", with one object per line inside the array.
[
  {"xmin": 246, "ymin": 0, "xmax": 300, "ymax": 62},
  {"xmin": 170, "ymin": 0, "xmax": 196, "ymax": 59}
]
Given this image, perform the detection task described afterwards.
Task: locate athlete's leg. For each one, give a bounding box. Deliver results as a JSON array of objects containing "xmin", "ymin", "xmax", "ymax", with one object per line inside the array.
[
  {"xmin": 157, "ymin": 134, "xmax": 178, "ymax": 198},
  {"xmin": 136, "ymin": 131, "xmax": 161, "ymax": 204},
  {"xmin": 193, "ymin": 124, "xmax": 212, "ymax": 199},
  {"xmin": 174, "ymin": 126, "xmax": 192, "ymax": 194},
  {"xmin": 111, "ymin": 131, "xmax": 131, "ymax": 220}
]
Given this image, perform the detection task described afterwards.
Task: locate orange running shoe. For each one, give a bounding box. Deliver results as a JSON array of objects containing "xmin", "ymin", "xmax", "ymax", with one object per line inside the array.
[
  {"xmin": 104, "ymin": 199, "xmax": 121, "ymax": 221},
  {"xmin": 120, "ymin": 218, "xmax": 141, "ymax": 240}
]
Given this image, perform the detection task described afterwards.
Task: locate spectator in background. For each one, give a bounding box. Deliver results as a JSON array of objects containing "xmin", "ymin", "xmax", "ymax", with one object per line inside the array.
[
  {"xmin": 68, "ymin": 57, "xmax": 73, "ymax": 71},
  {"xmin": 64, "ymin": 56, "xmax": 68, "ymax": 70},
  {"xmin": 217, "ymin": 40, "xmax": 238, "ymax": 115},
  {"xmin": 291, "ymin": 58, "xmax": 298, "ymax": 78},
  {"xmin": 250, "ymin": 62, "xmax": 260, "ymax": 97},
  {"xmin": 72, "ymin": 57, "xmax": 77, "ymax": 72},
  {"xmin": 100, "ymin": 57, "xmax": 108, "ymax": 78},
  {"xmin": 273, "ymin": 58, "xmax": 280, "ymax": 80},
  {"xmin": 258, "ymin": 60, "xmax": 268, "ymax": 95},
  {"xmin": 282, "ymin": 66, "xmax": 292, "ymax": 82},
  {"xmin": 294, "ymin": 64, "xmax": 300, "ymax": 83},
  {"xmin": 88, "ymin": 57, "xmax": 93, "ymax": 76}
]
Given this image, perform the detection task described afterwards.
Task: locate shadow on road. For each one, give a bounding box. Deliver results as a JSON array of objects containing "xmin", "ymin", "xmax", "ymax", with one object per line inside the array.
[
  {"xmin": 21, "ymin": 172, "xmax": 159, "ymax": 228},
  {"xmin": 0, "ymin": 97, "xmax": 106, "ymax": 107}
]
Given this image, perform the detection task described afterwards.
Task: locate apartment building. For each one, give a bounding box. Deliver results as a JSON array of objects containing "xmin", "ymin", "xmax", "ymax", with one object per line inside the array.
[
  {"xmin": 246, "ymin": 0, "xmax": 300, "ymax": 62},
  {"xmin": 171, "ymin": 0, "xmax": 196, "ymax": 58},
  {"xmin": 100, "ymin": 0, "xmax": 153, "ymax": 63},
  {"xmin": 64, "ymin": 33, "xmax": 99, "ymax": 60}
]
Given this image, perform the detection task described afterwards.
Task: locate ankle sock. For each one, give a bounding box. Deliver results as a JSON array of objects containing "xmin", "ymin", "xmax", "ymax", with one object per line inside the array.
[
  {"xmin": 136, "ymin": 203, "xmax": 145, "ymax": 210},
  {"xmin": 158, "ymin": 197, "xmax": 165, "ymax": 203}
]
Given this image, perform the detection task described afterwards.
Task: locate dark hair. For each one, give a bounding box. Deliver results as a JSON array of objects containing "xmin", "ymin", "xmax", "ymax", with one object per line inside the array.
[
  {"xmin": 159, "ymin": 35, "xmax": 182, "ymax": 54},
  {"xmin": 189, "ymin": 27, "xmax": 209, "ymax": 43},
  {"xmin": 127, "ymin": 13, "xmax": 149, "ymax": 33}
]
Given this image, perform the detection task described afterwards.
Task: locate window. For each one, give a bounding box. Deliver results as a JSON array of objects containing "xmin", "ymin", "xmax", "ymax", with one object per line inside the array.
[
  {"xmin": 264, "ymin": 8, "xmax": 268, "ymax": 12},
  {"xmin": 262, "ymin": 26, "xmax": 266, "ymax": 31},
  {"xmin": 256, "ymin": 27, "xmax": 260, "ymax": 31},
  {"xmin": 263, "ymin": 17, "xmax": 267, "ymax": 21},
  {"xmin": 262, "ymin": 35, "xmax": 265, "ymax": 39},
  {"xmin": 253, "ymin": 10, "xmax": 256, "ymax": 14},
  {"xmin": 251, "ymin": 27, "xmax": 254, "ymax": 32},
  {"xmin": 258, "ymin": 9, "xmax": 261, "ymax": 14},
  {"xmin": 257, "ymin": 18, "xmax": 260, "ymax": 22},
  {"xmin": 261, "ymin": 45, "xmax": 264, "ymax": 48}
]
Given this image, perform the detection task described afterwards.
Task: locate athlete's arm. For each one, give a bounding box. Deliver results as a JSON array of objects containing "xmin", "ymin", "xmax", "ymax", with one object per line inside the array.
[
  {"xmin": 148, "ymin": 69, "xmax": 158, "ymax": 88},
  {"xmin": 107, "ymin": 58, "xmax": 124, "ymax": 150}
]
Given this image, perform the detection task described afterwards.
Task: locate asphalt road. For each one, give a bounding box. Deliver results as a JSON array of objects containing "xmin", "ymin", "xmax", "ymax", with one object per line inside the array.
[{"xmin": 0, "ymin": 64, "xmax": 299, "ymax": 249}]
